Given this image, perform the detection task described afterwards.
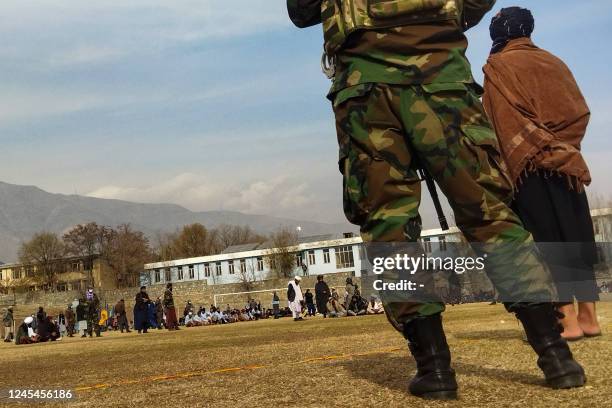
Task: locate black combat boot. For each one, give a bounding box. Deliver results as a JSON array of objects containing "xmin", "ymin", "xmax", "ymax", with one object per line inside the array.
[
  {"xmin": 515, "ymin": 304, "xmax": 586, "ymax": 389},
  {"xmin": 403, "ymin": 314, "xmax": 458, "ymax": 400}
]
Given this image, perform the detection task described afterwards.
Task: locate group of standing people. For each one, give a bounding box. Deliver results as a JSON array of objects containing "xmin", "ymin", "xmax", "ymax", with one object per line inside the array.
[
  {"xmin": 287, "ymin": 275, "xmax": 384, "ymax": 321},
  {"xmin": 132, "ymin": 283, "xmax": 179, "ymax": 333},
  {"xmin": 6, "ymin": 288, "xmax": 105, "ymax": 344},
  {"xmin": 7, "ymin": 288, "xmax": 101, "ymax": 345}
]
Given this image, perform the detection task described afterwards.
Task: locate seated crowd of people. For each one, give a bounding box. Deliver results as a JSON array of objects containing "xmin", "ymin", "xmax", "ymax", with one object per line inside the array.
[
  {"xmin": 182, "ymin": 300, "xmax": 269, "ymax": 327},
  {"xmin": 14, "ymin": 307, "xmax": 62, "ymax": 345},
  {"xmin": 5, "ymin": 277, "xmax": 388, "ymax": 345}
]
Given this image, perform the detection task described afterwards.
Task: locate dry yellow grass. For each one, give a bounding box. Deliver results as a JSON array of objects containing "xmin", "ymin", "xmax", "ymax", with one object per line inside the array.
[{"xmin": 1, "ymin": 303, "xmax": 610, "ymax": 408}]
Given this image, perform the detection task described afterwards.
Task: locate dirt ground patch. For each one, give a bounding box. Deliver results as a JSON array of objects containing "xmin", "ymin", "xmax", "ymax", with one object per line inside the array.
[{"xmin": 1, "ymin": 303, "xmax": 610, "ymax": 407}]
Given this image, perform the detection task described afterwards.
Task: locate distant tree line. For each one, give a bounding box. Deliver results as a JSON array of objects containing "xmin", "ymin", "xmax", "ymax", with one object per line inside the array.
[
  {"xmin": 153, "ymin": 224, "xmax": 265, "ymax": 261},
  {"xmin": 15, "ymin": 222, "xmax": 303, "ymax": 292}
]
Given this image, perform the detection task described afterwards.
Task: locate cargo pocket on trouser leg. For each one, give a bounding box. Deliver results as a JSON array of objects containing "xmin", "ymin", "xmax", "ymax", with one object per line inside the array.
[
  {"xmin": 340, "ymin": 147, "xmax": 372, "ymax": 226},
  {"xmin": 334, "ymin": 84, "xmax": 377, "ymax": 227},
  {"xmin": 334, "ymin": 83, "xmax": 421, "ymax": 241},
  {"xmin": 461, "ymin": 124, "xmax": 514, "ymax": 205}
]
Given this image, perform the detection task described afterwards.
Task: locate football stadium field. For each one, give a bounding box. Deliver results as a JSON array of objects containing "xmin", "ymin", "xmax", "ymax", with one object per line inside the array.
[{"xmin": 1, "ymin": 303, "xmax": 610, "ymax": 408}]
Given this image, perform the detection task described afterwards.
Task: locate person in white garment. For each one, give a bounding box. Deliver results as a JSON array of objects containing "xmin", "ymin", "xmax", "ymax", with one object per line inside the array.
[
  {"xmin": 367, "ymin": 296, "xmax": 385, "ymax": 315},
  {"xmin": 287, "ymin": 276, "xmax": 304, "ymax": 321}
]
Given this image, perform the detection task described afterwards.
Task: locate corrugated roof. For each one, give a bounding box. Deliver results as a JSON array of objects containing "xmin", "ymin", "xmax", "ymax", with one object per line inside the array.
[{"xmin": 221, "ymin": 233, "xmax": 356, "ymax": 254}]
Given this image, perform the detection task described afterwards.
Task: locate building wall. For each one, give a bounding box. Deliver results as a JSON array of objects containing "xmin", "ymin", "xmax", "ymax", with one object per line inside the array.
[
  {"xmin": 0, "ymin": 256, "xmax": 115, "ymax": 293},
  {"xmin": 143, "ymin": 242, "xmax": 364, "ymax": 287}
]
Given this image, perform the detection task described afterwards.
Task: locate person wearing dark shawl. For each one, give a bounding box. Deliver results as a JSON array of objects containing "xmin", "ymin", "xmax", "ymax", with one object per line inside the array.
[
  {"xmin": 114, "ymin": 299, "xmax": 131, "ymax": 333},
  {"xmin": 134, "ymin": 286, "xmax": 151, "ymax": 334},
  {"xmin": 483, "ymin": 7, "xmax": 601, "ymax": 342},
  {"xmin": 37, "ymin": 315, "xmax": 60, "ymax": 342},
  {"xmin": 314, "ymin": 275, "xmax": 330, "ymax": 318},
  {"xmin": 163, "ymin": 283, "xmax": 179, "ymax": 330},
  {"xmin": 64, "ymin": 305, "xmax": 76, "ymax": 337},
  {"xmin": 147, "ymin": 300, "xmax": 157, "ymax": 329}
]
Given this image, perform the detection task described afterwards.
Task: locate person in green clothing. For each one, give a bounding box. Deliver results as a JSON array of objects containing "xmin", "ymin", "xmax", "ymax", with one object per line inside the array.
[{"xmin": 288, "ymin": 0, "xmax": 585, "ymax": 399}]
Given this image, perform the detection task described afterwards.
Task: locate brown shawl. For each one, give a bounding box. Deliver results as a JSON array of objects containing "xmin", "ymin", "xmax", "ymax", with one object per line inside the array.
[{"xmin": 483, "ymin": 38, "xmax": 591, "ymax": 190}]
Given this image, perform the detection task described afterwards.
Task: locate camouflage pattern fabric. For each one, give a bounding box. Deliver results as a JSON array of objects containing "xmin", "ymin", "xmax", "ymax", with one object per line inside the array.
[
  {"xmin": 287, "ymin": 0, "xmax": 554, "ymax": 330},
  {"xmin": 321, "ymin": 0, "xmax": 461, "ymax": 55},
  {"xmin": 333, "ymin": 83, "xmax": 556, "ymax": 329},
  {"xmin": 328, "ymin": 24, "xmax": 475, "ymax": 97},
  {"xmin": 86, "ymin": 295, "xmax": 101, "ymax": 336}
]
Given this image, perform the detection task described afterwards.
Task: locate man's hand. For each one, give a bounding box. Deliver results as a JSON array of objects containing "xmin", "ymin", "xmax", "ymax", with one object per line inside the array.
[{"xmin": 464, "ymin": 0, "xmax": 496, "ymax": 30}]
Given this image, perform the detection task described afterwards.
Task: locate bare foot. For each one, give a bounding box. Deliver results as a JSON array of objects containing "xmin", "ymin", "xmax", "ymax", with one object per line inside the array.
[
  {"xmin": 577, "ymin": 302, "xmax": 602, "ymax": 336},
  {"xmin": 558, "ymin": 303, "xmax": 584, "ymax": 340}
]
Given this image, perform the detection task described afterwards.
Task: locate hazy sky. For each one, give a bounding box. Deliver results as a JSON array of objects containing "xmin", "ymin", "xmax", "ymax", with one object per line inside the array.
[{"xmin": 1, "ymin": 0, "xmax": 610, "ymax": 225}]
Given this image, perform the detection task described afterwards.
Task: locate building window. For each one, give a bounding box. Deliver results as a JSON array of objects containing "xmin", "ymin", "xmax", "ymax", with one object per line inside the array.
[
  {"xmin": 188, "ymin": 265, "xmax": 195, "ymax": 279},
  {"xmin": 216, "ymin": 262, "xmax": 222, "ymax": 276},
  {"xmin": 25, "ymin": 266, "xmax": 35, "ymax": 277},
  {"xmin": 71, "ymin": 262, "xmax": 81, "ymax": 272},
  {"xmin": 165, "ymin": 268, "xmax": 172, "ymax": 282},
  {"xmin": 257, "ymin": 257, "xmax": 264, "ymax": 271},
  {"xmin": 439, "ymin": 236, "xmax": 447, "ymax": 252},
  {"xmin": 57, "ymin": 282, "xmax": 68, "ymax": 292},
  {"xmin": 228, "ymin": 261, "xmax": 235, "ymax": 275},
  {"xmin": 204, "ymin": 264, "xmax": 211, "ymax": 277},
  {"xmin": 154, "ymin": 270, "xmax": 161, "ymax": 283},
  {"xmin": 240, "ymin": 259, "xmax": 246, "ymax": 273},
  {"xmin": 296, "ymin": 253, "xmax": 303, "ymax": 267},
  {"xmin": 335, "ymin": 246, "xmax": 354, "ymax": 269},
  {"xmin": 323, "ymin": 249, "xmax": 331, "ymax": 264},
  {"xmin": 308, "ymin": 250, "xmax": 316, "ymax": 265},
  {"xmin": 423, "ymin": 238, "xmax": 432, "ymax": 253},
  {"xmin": 177, "ymin": 266, "xmax": 184, "ymax": 281}
]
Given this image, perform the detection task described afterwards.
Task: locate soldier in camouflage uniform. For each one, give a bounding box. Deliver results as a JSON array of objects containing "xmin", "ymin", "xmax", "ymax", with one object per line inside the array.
[
  {"xmin": 84, "ymin": 288, "xmax": 102, "ymax": 338},
  {"xmin": 288, "ymin": 0, "xmax": 585, "ymax": 399}
]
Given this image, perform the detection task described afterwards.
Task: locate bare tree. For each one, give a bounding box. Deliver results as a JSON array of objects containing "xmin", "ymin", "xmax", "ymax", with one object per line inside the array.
[
  {"xmin": 63, "ymin": 222, "xmax": 104, "ymax": 286},
  {"xmin": 238, "ymin": 260, "xmax": 258, "ymax": 292},
  {"xmin": 153, "ymin": 231, "xmax": 179, "ymax": 262},
  {"xmin": 264, "ymin": 227, "xmax": 298, "ymax": 279},
  {"xmin": 214, "ymin": 224, "xmax": 265, "ymax": 251},
  {"xmin": 152, "ymin": 224, "xmax": 266, "ymax": 261},
  {"xmin": 100, "ymin": 224, "xmax": 153, "ymax": 288},
  {"xmin": 172, "ymin": 223, "xmax": 210, "ymax": 258},
  {"xmin": 18, "ymin": 232, "xmax": 65, "ymax": 291}
]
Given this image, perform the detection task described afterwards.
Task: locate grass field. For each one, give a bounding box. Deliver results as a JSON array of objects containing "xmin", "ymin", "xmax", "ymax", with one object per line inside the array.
[{"xmin": 1, "ymin": 303, "xmax": 610, "ymax": 408}]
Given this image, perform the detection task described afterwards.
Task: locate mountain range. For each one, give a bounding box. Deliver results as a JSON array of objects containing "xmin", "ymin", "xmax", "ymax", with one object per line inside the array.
[{"xmin": 0, "ymin": 181, "xmax": 354, "ymax": 263}]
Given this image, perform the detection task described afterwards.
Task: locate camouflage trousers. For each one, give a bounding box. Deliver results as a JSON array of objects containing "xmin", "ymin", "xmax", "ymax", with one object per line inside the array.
[
  {"xmin": 333, "ymin": 83, "xmax": 556, "ymax": 330},
  {"xmin": 86, "ymin": 315, "xmax": 100, "ymax": 336}
]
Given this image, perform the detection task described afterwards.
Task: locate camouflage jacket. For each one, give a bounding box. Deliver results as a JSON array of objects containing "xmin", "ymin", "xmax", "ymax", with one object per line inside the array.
[
  {"xmin": 287, "ymin": 1, "xmax": 496, "ymax": 98},
  {"xmin": 287, "ymin": 1, "xmax": 495, "ymax": 30},
  {"xmin": 2, "ymin": 309, "xmax": 13, "ymax": 326}
]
